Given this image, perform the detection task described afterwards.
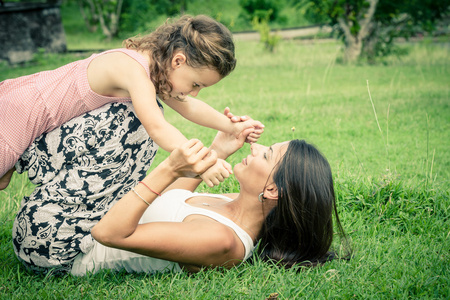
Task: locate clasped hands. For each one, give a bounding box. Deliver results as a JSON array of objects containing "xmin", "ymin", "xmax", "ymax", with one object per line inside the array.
[{"xmin": 168, "ymin": 108, "xmax": 264, "ymax": 187}]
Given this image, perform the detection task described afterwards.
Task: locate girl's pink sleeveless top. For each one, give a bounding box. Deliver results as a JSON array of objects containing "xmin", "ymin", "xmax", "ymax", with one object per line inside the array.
[{"xmin": 0, "ymin": 49, "xmax": 151, "ymax": 173}]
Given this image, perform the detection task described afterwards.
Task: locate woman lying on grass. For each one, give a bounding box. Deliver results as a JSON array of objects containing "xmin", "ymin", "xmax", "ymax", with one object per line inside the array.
[{"xmin": 12, "ymin": 102, "xmax": 348, "ymax": 275}]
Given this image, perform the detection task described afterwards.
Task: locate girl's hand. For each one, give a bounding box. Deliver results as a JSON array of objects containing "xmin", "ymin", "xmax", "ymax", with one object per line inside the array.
[
  {"xmin": 225, "ymin": 107, "xmax": 264, "ymax": 144},
  {"xmin": 167, "ymin": 139, "xmax": 217, "ymax": 178},
  {"xmin": 224, "ymin": 107, "xmax": 249, "ymax": 123},
  {"xmin": 240, "ymin": 120, "xmax": 264, "ymax": 143},
  {"xmin": 200, "ymin": 159, "xmax": 233, "ymax": 187}
]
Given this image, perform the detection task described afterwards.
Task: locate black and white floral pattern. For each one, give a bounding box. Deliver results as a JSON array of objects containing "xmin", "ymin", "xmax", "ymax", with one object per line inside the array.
[{"xmin": 13, "ymin": 102, "xmax": 161, "ymax": 274}]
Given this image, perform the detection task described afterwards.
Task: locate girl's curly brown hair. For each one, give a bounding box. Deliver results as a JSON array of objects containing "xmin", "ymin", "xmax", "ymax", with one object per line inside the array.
[{"xmin": 123, "ymin": 15, "xmax": 236, "ymax": 101}]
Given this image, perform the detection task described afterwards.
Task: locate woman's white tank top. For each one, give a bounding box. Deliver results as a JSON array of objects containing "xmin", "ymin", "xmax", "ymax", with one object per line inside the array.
[{"xmin": 71, "ymin": 189, "xmax": 254, "ymax": 275}]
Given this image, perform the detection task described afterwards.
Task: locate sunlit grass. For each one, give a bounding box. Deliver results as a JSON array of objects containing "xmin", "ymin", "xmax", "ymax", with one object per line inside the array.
[{"xmin": 0, "ymin": 26, "xmax": 449, "ymax": 300}]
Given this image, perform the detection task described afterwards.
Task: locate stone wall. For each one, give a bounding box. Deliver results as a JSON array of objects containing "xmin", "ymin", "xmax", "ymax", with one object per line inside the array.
[{"xmin": 0, "ymin": 2, "xmax": 67, "ymax": 64}]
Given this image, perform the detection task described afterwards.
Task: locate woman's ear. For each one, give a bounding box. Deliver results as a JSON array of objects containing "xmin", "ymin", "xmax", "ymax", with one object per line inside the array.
[
  {"xmin": 264, "ymin": 183, "xmax": 278, "ymax": 201},
  {"xmin": 172, "ymin": 52, "xmax": 187, "ymax": 69}
]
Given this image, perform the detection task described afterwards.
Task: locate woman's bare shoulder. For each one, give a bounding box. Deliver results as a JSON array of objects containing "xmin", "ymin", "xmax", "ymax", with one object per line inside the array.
[{"xmin": 222, "ymin": 193, "xmax": 239, "ymax": 199}]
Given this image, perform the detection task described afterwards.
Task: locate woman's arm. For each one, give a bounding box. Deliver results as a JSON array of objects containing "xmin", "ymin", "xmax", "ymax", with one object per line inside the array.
[
  {"xmin": 98, "ymin": 217, "xmax": 244, "ymax": 269},
  {"xmin": 91, "ymin": 139, "xmax": 244, "ymax": 269},
  {"xmin": 91, "ymin": 139, "xmax": 215, "ymax": 245}
]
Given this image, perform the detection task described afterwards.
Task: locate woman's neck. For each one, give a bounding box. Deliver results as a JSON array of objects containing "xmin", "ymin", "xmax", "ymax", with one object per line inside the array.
[{"xmin": 223, "ymin": 192, "xmax": 275, "ymax": 240}]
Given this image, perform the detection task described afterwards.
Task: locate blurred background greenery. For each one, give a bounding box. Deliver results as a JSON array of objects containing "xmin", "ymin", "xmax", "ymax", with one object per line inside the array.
[{"xmin": 2, "ymin": 0, "xmax": 449, "ymax": 63}]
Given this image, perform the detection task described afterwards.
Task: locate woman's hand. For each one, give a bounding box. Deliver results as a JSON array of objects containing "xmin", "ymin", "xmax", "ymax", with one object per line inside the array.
[
  {"xmin": 167, "ymin": 139, "xmax": 217, "ymax": 178},
  {"xmin": 210, "ymin": 108, "xmax": 262, "ymax": 159}
]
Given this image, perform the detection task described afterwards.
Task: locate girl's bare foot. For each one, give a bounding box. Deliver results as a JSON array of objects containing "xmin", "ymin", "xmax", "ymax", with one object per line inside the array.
[{"xmin": 0, "ymin": 168, "xmax": 15, "ymax": 190}]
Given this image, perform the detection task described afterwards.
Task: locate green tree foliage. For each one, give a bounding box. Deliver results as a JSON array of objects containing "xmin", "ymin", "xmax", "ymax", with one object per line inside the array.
[
  {"xmin": 239, "ymin": 0, "xmax": 282, "ymax": 22},
  {"xmin": 240, "ymin": 0, "xmax": 286, "ymax": 53},
  {"xmin": 76, "ymin": 0, "xmax": 124, "ymax": 39},
  {"xmin": 121, "ymin": 0, "xmax": 188, "ymax": 34},
  {"xmin": 75, "ymin": 0, "xmax": 188, "ymax": 38},
  {"xmin": 298, "ymin": 0, "xmax": 450, "ymax": 63},
  {"xmin": 252, "ymin": 11, "xmax": 281, "ymax": 52}
]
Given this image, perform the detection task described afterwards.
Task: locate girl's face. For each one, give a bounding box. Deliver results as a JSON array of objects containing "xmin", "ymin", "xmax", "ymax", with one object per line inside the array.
[
  {"xmin": 234, "ymin": 142, "xmax": 289, "ymax": 193},
  {"xmin": 168, "ymin": 53, "xmax": 221, "ymax": 101}
]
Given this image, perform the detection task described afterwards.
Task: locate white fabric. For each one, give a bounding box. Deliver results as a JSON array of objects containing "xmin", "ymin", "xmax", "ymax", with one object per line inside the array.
[{"xmin": 71, "ymin": 189, "xmax": 254, "ymax": 276}]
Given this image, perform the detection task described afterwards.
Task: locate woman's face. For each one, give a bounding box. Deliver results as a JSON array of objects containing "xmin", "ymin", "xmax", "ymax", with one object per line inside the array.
[{"xmin": 234, "ymin": 142, "xmax": 289, "ymax": 192}]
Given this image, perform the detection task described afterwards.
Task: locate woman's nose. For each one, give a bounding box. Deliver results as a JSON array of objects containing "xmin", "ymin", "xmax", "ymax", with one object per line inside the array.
[{"xmin": 250, "ymin": 143, "xmax": 260, "ymax": 156}]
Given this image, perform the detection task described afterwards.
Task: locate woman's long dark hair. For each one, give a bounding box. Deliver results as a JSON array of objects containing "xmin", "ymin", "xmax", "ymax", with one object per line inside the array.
[{"xmin": 256, "ymin": 140, "xmax": 349, "ymax": 268}]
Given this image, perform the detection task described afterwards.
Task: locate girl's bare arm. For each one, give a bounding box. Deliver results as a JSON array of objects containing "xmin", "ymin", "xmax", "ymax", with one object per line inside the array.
[
  {"xmin": 88, "ymin": 52, "xmax": 188, "ymax": 152},
  {"xmin": 164, "ymin": 96, "xmax": 264, "ymax": 143}
]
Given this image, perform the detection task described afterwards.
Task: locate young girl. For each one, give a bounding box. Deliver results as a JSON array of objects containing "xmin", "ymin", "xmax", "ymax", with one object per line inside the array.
[{"xmin": 0, "ymin": 15, "xmax": 263, "ymax": 190}]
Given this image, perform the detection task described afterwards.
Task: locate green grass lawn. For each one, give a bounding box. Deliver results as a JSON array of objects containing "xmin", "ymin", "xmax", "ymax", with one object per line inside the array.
[{"xmin": 0, "ymin": 28, "xmax": 449, "ymax": 299}]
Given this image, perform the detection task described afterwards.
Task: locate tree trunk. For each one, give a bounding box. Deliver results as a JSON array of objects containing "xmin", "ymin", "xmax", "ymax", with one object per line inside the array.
[
  {"xmin": 344, "ymin": 37, "xmax": 363, "ymax": 62},
  {"xmin": 338, "ymin": 0, "xmax": 379, "ymax": 63},
  {"xmin": 77, "ymin": 0, "xmax": 98, "ymax": 33},
  {"xmin": 77, "ymin": 0, "xmax": 123, "ymax": 39}
]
